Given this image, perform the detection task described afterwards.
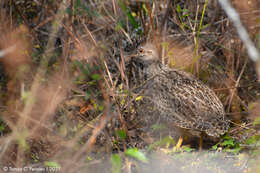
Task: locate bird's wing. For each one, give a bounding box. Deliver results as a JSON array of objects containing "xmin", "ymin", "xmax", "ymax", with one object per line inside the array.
[{"xmin": 151, "ymin": 68, "xmax": 226, "ymax": 132}]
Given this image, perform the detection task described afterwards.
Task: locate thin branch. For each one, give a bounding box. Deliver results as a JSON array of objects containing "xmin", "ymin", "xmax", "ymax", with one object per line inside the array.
[{"xmin": 218, "ymin": 0, "xmax": 259, "ymax": 62}]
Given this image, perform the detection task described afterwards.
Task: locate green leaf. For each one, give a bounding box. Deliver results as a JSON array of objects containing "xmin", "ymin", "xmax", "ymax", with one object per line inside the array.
[
  {"xmin": 148, "ymin": 136, "xmax": 176, "ymax": 151},
  {"xmin": 126, "ymin": 11, "xmax": 138, "ymax": 28},
  {"xmin": 98, "ymin": 105, "xmax": 104, "ymax": 111},
  {"xmin": 85, "ymin": 156, "xmax": 93, "ymax": 162},
  {"xmin": 135, "ymin": 96, "xmax": 143, "ymax": 101},
  {"xmin": 211, "ymin": 144, "xmax": 218, "ymax": 150},
  {"xmin": 253, "ymin": 117, "xmax": 260, "ymax": 126},
  {"xmin": 183, "ymin": 9, "xmax": 189, "ymax": 13},
  {"xmin": 91, "ymin": 74, "xmax": 102, "ymax": 80},
  {"xmin": 118, "ymin": 0, "xmax": 139, "ymax": 28},
  {"xmin": 85, "ymin": 91, "xmax": 91, "ymax": 100},
  {"xmin": 75, "ymin": 0, "xmax": 81, "ymax": 9},
  {"xmin": 115, "ymin": 21, "xmax": 123, "ymax": 31},
  {"xmin": 142, "ymin": 4, "xmax": 148, "ymax": 14},
  {"xmin": 125, "ymin": 148, "xmax": 148, "ymax": 163},
  {"xmin": 44, "ymin": 161, "xmax": 61, "ymax": 168},
  {"xmin": 224, "ymin": 147, "xmax": 241, "ymax": 154},
  {"xmin": 183, "ymin": 146, "xmax": 194, "ymax": 152},
  {"xmin": 111, "ymin": 154, "xmax": 121, "ymax": 173},
  {"xmin": 245, "ymin": 135, "xmax": 260, "ymax": 145},
  {"xmin": 222, "ymin": 139, "xmax": 235, "ymax": 147},
  {"xmin": 222, "ymin": 134, "xmax": 232, "ymax": 140},
  {"xmin": 176, "ymin": 4, "xmax": 181, "ymax": 13},
  {"xmin": 118, "ymin": 0, "xmax": 127, "ymax": 11},
  {"xmin": 116, "ymin": 129, "xmax": 127, "ymax": 140},
  {"xmin": 0, "ymin": 124, "xmax": 5, "ymax": 132}
]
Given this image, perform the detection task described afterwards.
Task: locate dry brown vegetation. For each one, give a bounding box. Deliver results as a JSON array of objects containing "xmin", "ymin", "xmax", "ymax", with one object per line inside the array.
[{"xmin": 0, "ymin": 0, "xmax": 260, "ymax": 173}]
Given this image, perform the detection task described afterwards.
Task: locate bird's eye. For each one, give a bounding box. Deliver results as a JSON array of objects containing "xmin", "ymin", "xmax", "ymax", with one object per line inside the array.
[{"xmin": 138, "ymin": 48, "xmax": 144, "ymax": 53}]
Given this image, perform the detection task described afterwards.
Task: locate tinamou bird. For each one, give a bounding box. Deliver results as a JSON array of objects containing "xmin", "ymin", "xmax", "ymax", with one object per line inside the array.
[{"xmin": 128, "ymin": 43, "xmax": 229, "ymax": 147}]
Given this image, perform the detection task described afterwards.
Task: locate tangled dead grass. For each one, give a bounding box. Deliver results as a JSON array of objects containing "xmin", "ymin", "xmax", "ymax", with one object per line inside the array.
[{"xmin": 0, "ymin": 0, "xmax": 260, "ymax": 172}]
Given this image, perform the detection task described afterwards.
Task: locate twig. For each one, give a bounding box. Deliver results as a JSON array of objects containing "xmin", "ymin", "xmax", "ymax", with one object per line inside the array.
[
  {"xmin": 0, "ymin": 45, "xmax": 16, "ymax": 58},
  {"xmin": 218, "ymin": 0, "xmax": 260, "ymax": 76},
  {"xmin": 227, "ymin": 58, "xmax": 248, "ymax": 111}
]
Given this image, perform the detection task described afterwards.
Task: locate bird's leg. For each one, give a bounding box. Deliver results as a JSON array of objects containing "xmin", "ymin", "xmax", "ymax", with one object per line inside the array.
[
  {"xmin": 176, "ymin": 136, "xmax": 183, "ymax": 149},
  {"xmin": 199, "ymin": 136, "xmax": 203, "ymax": 150},
  {"xmin": 199, "ymin": 132, "xmax": 205, "ymax": 150}
]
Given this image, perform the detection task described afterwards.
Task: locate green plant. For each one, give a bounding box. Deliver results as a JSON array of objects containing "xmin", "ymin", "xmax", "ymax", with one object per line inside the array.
[
  {"xmin": 118, "ymin": 0, "xmax": 139, "ymax": 29},
  {"xmin": 0, "ymin": 118, "xmax": 6, "ymax": 133},
  {"xmin": 245, "ymin": 135, "xmax": 260, "ymax": 156},
  {"xmin": 148, "ymin": 136, "xmax": 176, "ymax": 151},
  {"xmin": 125, "ymin": 148, "xmax": 148, "ymax": 163},
  {"xmin": 111, "ymin": 154, "xmax": 121, "ymax": 173},
  {"xmin": 212, "ymin": 135, "xmax": 241, "ymax": 154},
  {"xmin": 176, "ymin": 4, "xmax": 190, "ymax": 31},
  {"xmin": 110, "ymin": 148, "xmax": 148, "ymax": 173}
]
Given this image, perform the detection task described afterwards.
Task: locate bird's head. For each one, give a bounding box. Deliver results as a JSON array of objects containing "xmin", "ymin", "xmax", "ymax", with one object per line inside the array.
[{"xmin": 133, "ymin": 43, "xmax": 159, "ymax": 63}]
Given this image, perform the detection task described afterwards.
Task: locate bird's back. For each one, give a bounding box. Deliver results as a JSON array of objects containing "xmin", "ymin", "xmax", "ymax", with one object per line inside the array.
[{"xmin": 133, "ymin": 60, "xmax": 229, "ymax": 137}]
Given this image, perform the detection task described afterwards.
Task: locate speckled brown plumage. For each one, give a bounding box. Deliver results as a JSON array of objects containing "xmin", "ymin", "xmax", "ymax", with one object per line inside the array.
[{"xmin": 130, "ymin": 43, "xmax": 229, "ymax": 137}]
